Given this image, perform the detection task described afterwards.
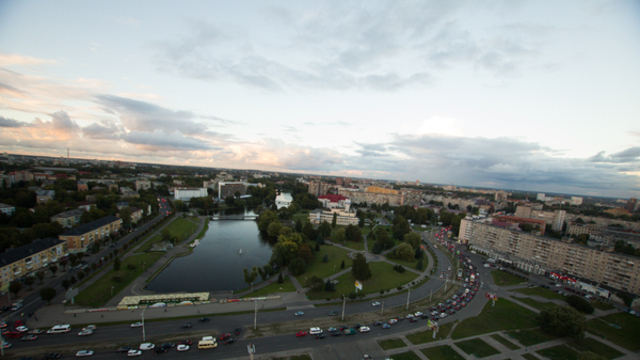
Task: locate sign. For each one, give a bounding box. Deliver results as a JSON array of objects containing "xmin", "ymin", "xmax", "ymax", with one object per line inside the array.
[
  {"xmin": 65, "ymin": 287, "xmax": 79, "ymax": 301},
  {"xmin": 247, "ymin": 344, "xmax": 255, "ymax": 354},
  {"xmin": 427, "ymin": 319, "xmax": 439, "ymax": 331},
  {"xmin": 355, "ymin": 281, "xmax": 363, "ymax": 290}
]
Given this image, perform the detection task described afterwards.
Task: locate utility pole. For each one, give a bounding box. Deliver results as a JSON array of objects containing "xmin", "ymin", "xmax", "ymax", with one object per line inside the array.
[
  {"xmin": 341, "ymin": 296, "xmax": 346, "ymax": 321},
  {"xmin": 445, "ymin": 273, "xmax": 450, "ymax": 292},
  {"xmin": 405, "ymin": 288, "xmax": 411, "ymax": 310},
  {"xmin": 381, "ymin": 301, "xmax": 384, "ymax": 316},
  {"xmin": 141, "ymin": 309, "xmax": 146, "ymax": 342},
  {"xmin": 253, "ymin": 300, "xmax": 258, "ymax": 330},
  {"xmin": 430, "ymin": 289, "xmax": 432, "ymax": 303}
]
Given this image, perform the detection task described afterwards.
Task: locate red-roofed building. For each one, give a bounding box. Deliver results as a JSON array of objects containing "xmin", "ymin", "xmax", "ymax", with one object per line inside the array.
[
  {"xmin": 318, "ymin": 194, "xmax": 349, "ymax": 209},
  {"xmin": 496, "ymin": 215, "xmax": 546, "ymax": 235}
]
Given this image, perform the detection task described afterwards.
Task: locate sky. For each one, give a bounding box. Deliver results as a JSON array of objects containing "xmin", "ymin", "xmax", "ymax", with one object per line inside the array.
[{"xmin": 0, "ymin": 0, "xmax": 640, "ymax": 198}]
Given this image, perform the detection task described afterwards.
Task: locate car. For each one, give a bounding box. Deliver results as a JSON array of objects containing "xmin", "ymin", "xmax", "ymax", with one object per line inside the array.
[
  {"xmin": 139, "ymin": 343, "xmax": 155, "ymax": 350},
  {"xmin": 43, "ymin": 353, "xmax": 61, "ymax": 360},
  {"xmin": 382, "ymin": 324, "xmax": 391, "ymax": 329},
  {"xmin": 439, "ymin": 313, "xmax": 447, "ymax": 318},
  {"xmin": 294, "ymin": 311, "xmax": 304, "ymax": 316},
  {"xmin": 235, "ymin": 327, "xmax": 242, "ymax": 335},
  {"xmin": 197, "ymin": 317, "xmax": 210, "ymax": 322},
  {"xmin": 555, "ymin": 283, "xmax": 561, "ymax": 287},
  {"xmin": 219, "ymin": 333, "xmax": 231, "ymax": 341},
  {"xmin": 181, "ymin": 322, "xmax": 192, "ymax": 329},
  {"xmin": 295, "ymin": 331, "xmax": 307, "ymax": 337},
  {"xmin": 414, "ymin": 311, "xmax": 423, "ymax": 317},
  {"xmin": 359, "ymin": 326, "xmax": 370, "ymax": 333},
  {"xmin": 315, "ymin": 334, "xmax": 325, "ymax": 340},
  {"xmin": 153, "ymin": 348, "xmax": 168, "ymax": 354},
  {"xmin": 388, "ymin": 319, "xmax": 398, "ymax": 324},
  {"xmin": 127, "ymin": 350, "xmax": 142, "ymax": 357},
  {"xmin": 6, "ymin": 331, "xmax": 23, "ymax": 338},
  {"xmin": 130, "ymin": 322, "xmax": 143, "ymax": 328},
  {"xmin": 225, "ymin": 337, "xmax": 235, "ymax": 345},
  {"xmin": 409, "ymin": 318, "xmax": 419, "ymax": 323},
  {"xmin": 373, "ymin": 321, "xmax": 382, "ymax": 326},
  {"xmin": 16, "ymin": 326, "xmax": 29, "ymax": 332},
  {"xmin": 117, "ymin": 347, "xmax": 133, "ymax": 353},
  {"xmin": 84, "ymin": 325, "xmax": 97, "ymax": 331},
  {"xmin": 178, "ymin": 340, "xmax": 192, "ymax": 345},
  {"xmin": 0, "ymin": 322, "xmax": 6, "ymax": 329},
  {"xmin": 340, "ymin": 325, "xmax": 350, "ymax": 331},
  {"xmin": 405, "ymin": 314, "xmax": 414, "ymax": 319},
  {"xmin": 371, "ymin": 302, "xmax": 381, "ymax": 307},
  {"xmin": 161, "ymin": 343, "xmax": 175, "ymax": 349},
  {"xmin": 21, "ymin": 334, "xmax": 38, "ymax": 341},
  {"xmin": 177, "ymin": 345, "xmax": 189, "ymax": 352},
  {"xmin": 78, "ymin": 329, "xmax": 93, "ymax": 336},
  {"xmin": 328, "ymin": 311, "xmax": 339, "ymax": 316},
  {"xmin": 330, "ymin": 331, "xmax": 341, "ymax": 337},
  {"xmin": 455, "ymin": 305, "xmax": 461, "ymax": 310},
  {"xmin": 1, "ymin": 341, "xmax": 11, "ymax": 349},
  {"xmin": 75, "ymin": 350, "xmax": 94, "ymax": 357},
  {"xmin": 28, "ymin": 329, "xmax": 44, "ymax": 335},
  {"xmin": 448, "ymin": 310, "xmax": 455, "ymax": 315},
  {"xmin": 354, "ymin": 324, "xmax": 363, "ymax": 329}
]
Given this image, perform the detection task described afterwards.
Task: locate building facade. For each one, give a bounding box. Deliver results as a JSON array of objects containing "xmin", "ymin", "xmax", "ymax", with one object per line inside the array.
[
  {"xmin": 51, "ymin": 209, "xmax": 85, "ymax": 228},
  {"xmin": 217, "ymin": 182, "xmax": 246, "ymax": 200},
  {"xmin": 135, "ymin": 180, "xmax": 151, "ymax": 191},
  {"xmin": 308, "ymin": 208, "xmax": 358, "ymax": 226},
  {"xmin": 59, "ymin": 216, "xmax": 122, "ymax": 253},
  {"xmin": 459, "ymin": 219, "xmax": 640, "ymax": 295},
  {"xmin": 174, "ymin": 187, "xmax": 208, "ymax": 201},
  {"xmin": 495, "ymin": 190, "xmax": 508, "ymax": 202},
  {"xmin": 36, "ymin": 190, "xmax": 55, "ymax": 204},
  {"xmin": 308, "ymin": 181, "xmax": 331, "ymax": 197},
  {"xmin": 0, "ymin": 203, "xmax": 15, "ymax": 216},
  {"xmin": 0, "ymin": 237, "xmax": 66, "ymax": 289}
]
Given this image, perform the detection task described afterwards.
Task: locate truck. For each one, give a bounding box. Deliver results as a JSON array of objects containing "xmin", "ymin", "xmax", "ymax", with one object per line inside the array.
[{"xmin": 487, "ymin": 258, "xmax": 496, "ymax": 264}]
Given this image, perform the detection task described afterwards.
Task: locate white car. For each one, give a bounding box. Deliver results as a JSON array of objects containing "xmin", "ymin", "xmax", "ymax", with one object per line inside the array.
[
  {"xmin": 177, "ymin": 345, "xmax": 189, "ymax": 352},
  {"xmin": 139, "ymin": 343, "xmax": 155, "ymax": 350},
  {"xmin": 359, "ymin": 326, "xmax": 370, "ymax": 333},
  {"xmin": 439, "ymin": 313, "xmax": 447, "ymax": 318},
  {"xmin": 15, "ymin": 326, "xmax": 29, "ymax": 332},
  {"xmin": 371, "ymin": 302, "xmax": 381, "ymax": 307},
  {"xmin": 78, "ymin": 329, "xmax": 93, "ymax": 336},
  {"xmin": 388, "ymin": 319, "xmax": 398, "ymax": 324},
  {"xmin": 405, "ymin": 314, "xmax": 414, "ymax": 319},
  {"xmin": 127, "ymin": 350, "xmax": 142, "ymax": 357},
  {"xmin": 130, "ymin": 322, "xmax": 143, "ymax": 328},
  {"xmin": 84, "ymin": 325, "xmax": 97, "ymax": 331},
  {"xmin": 76, "ymin": 350, "xmax": 94, "ymax": 357},
  {"xmin": 414, "ymin": 311, "xmax": 423, "ymax": 317}
]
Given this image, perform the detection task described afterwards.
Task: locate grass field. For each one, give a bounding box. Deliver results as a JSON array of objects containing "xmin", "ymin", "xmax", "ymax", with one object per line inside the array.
[
  {"xmin": 569, "ymin": 338, "xmax": 624, "ymax": 360},
  {"xmin": 506, "ymin": 328, "xmax": 556, "ymax": 346},
  {"xmin": 377, "ymin": 338, "xmax": 407, "ymax": 350},
  {"xmin": 522, "ymin": 354, "xmax": 538, "ymax": 360},
  {"xmin": 451, "ymin": 299, "xmax": 538, "ymax": 339},
  {"xmin": 537, "ymin": 345, "xmax": 579, "ymax": 360},
  {"xmin": 386, "ymin": 351, "xmax": 422, "ymax": 360},
  {"xmin": 587, "ymin": 312, "xmax": 640, "ymax": 351},
  {"xmin": 591, "ymin": 300, "xmax": 615, "ymax": 311},
  {"xmin": 515, "ymin": 286, "xmax": 568, "ymax": 301},
  {"xmin": 272, "ymin": 355, "xmax": 312, "ymax": 360},
  {"xmin": 341, "ymin": 240, "xmax": 365, "ymax": 251},
  {"xmin": 421, "ymin": 345, "xmax": 466, "ymax": 360},
  {"xmin": 74, "ymin": 252, "xmax": 164, "ymax": 307},
  {"xmin": 406, "ymin": 322, "xmax": 454, "ymax": 345},
  {"xmin": 455, "ymin": 338, "xmax": 501, "ymax": 358},
  {"xmin": 517, "ymin": 297, "xmax": 559, "ymax": 311},
  {"xmin": 306, "ymin": 261, "xmax": 419, "ymax": 300},
  {"xmin": 388, "ymin": 257, "xmax": 424, "ymax": 271},
  {"xmin": 491, "ymin": 271, "xmax": 526, "ymax": 286},
  {"xmin": 241, "ymin": 276, "xmax": 296, "ymax": 298},
  {"xmin": 166, "ymin": 217, "xmax": 199, "ymax": 243},
  {"xmin": 295, "ymin": 245, "xmax": 352, "ymax": 286},
  {"xmin": 135, "ymin": 234, "xmax": 163, "ymax": 253},
  {"xmin": 489, "ymin": 334, "xmax": 520, "ymax": 350}
]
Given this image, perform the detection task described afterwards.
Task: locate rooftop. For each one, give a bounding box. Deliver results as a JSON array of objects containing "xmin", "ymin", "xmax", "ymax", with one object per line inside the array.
[
  {"xmin": 0, "ymin": 237, "xmax": 65, "ymax": 267},
  {"xmin": 60, "ymin": 216, "xmax": 121, "ymax": 236}
]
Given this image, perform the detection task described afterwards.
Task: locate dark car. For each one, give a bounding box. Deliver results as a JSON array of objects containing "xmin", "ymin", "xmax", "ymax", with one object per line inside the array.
[
  {"xmin": 178, "ymin": 340, "xmax": 192, "ymax": 345},
  {"xmin": 328, "ymin": 311, "xmax": 339, "ymax": 316},
  {"xmin": 117, "ymin": 347, "xmax": 133, "ymax": 353},
  {"xmin": 316, "ymin": 333, "xmax": 325, "ymax": 340},
  {"xmin": 409, "ymin": 318, "xmax": 418, "ymax": 323},
  {"xmin": 44, "ymin": 354, "xmax": 61, "ymax": 360},
  {"xmin": 181, "ymin": 322, "xmax": 192, "ymax": 329},
  {"xmin": 354, "ymin": 324, "xmax": 363, "ymax": 329},
  {"xmin": 225, "ymin": 337, "xmax": 236, "ymax": 345},
  {"xmin": 330, "ymin": 331, "xmax": 341, "ymax": 337},
  {"xmin": 197, "ymin": 317, "xmax": 210, "ymax": 322},
  {"xmin": 373, "ymin": 321, "xmax": 382, "ymax": 326},
  {"xmin": 154, "ymin": 348, "xmax": 168, "ymax": 354},
  {"xmin": 339, "ymin": 326, "xmax": 349, "ymax": 331},
  {"xmin": 234, "ymin": 327, "xmax": 242, "ymax": 335},
  {"xmin": 161, "ymin": 343, "xmax": 175, "ymax": 349}
]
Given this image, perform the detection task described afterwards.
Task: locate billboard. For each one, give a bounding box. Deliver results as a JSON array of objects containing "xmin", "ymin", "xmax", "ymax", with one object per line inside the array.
[{"xmin": 355, "ymin": 281, "xmax": 363, "ymax": 290}]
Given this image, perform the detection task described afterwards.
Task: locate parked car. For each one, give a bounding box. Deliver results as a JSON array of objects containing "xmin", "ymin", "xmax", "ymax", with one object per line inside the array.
[
  {"xmin": 130, "ymin": 322, "xmax": 143, "ymax": 328},
  {"xmin": 225, "ymin": 337, "xmax": 235, "ymax": 345},
  {"xmin": 181, "ymin": 322, "xmax": 192, "ymax": 329},
  {"xmin": 295, "ymin": 331, "xmax": 307, "ymax": 337},
  {"xmin": 43, "ymin": 353, "xmax": 61, "ymax": 360},
  {"xmin": 75, "ymin": 350, "xmax": 93, "ymax": 357},
  {"xmin": 78, "ymin": 329, "xmax": 93, "ymax": 336},
  {"xmin": 139, "ymin": 343, "xmax": 155, "ymax": 351},
  {"xmin": 117, "ymin": 347, "xmax": 133, "ymax": 353},
  {"xmin": 235, "ymin": 327, "xmax": 242, "ymax": 335},
  {"xmin": 178, "ymin": 340, "xmax": 192, "ymax": 345},
  {"xmin": 294, "ymin": 311, "xmax": 304, "ymax": 316},
  {"xmin": 197, "ymin": 317, "xmax": 210, "ymax": 322},
  {"xmin": 371, "ymin": 302, "xmax": 381, "ymax": 307},
  {"xmin": 176, "ymin": 345, "xmax": 189, "ymax": 352},
  {"xmin": 127, "ymin": 350, "xmax": 142, "ymax": 357}
]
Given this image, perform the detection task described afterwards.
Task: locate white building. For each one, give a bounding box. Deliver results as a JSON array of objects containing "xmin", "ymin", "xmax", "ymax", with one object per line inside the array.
[
  {"xmin": 536, "ymin": 193, "xmax": 546, "ymax": 201},
  {"xmin": 0, "ymin": 203, "xmax": 15, "ymax": 216},
  {"xmin": 571, "ymin": 196, "xmax": 583, "ymax": 206},
  {"xmin": 174, "ymin": 187, "xmax": 208, "ymax": 201}
]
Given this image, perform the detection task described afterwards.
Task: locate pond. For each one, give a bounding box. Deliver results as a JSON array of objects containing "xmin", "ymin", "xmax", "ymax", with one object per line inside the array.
[{"xmin": 145, "ymin": 208, "xmax": 275, "ymax": 293}]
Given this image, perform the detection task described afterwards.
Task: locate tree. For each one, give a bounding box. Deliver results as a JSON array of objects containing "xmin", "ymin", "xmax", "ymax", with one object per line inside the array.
[
  {"xmin": 322, "ymin": 254, "xmax": 329, "ymax": 263},
  {"xmin": 267, "ymin": 221, "xmax": 283, "ymax": 238},
  {"xmin": 161, "ymin": 228, "xmax": 172, "ymax": 242},
  {"xmin": 539, "ymin": 306, "xmax": 586, "ymax": 339},
  {"xmin": 567, "ymin": 295, "xmax": 595, "ymax": 314},
  {"xmin": 243, "ymin": 266, "xmax": 259, "ymax": 291},
  {"xmin": 318, "ymin": 221, "xmax": 332, "ymax": 237},
  {"xmin": 59, "ymin": 259, "xmax": 68, "ymax": 271},
  {"xmin": 25, "ymin": 277, "xmax": 35, "ymax": 290},
  {"xmin": 335, "ymin": 228, "xmax": 347, "ymax": 244},
  {"xmin": 324, "ymin": 279, "xmax": 336, "ymax": 292},
  {"xmin": 288, "ymin": 257, "xmax": 306, "ymax": 276},
  {"xmin": 393, "ymin": 215, "xmax": 411, "ymax": 240},
  {"xmin": 40, "ymin": 287, "xmax": 57, "ymax": 305},
  {"xmin": 225, "ymin": 195, "xmax": 235, "ymax": 206},
  {"xmin": 341, "ymin": 260, "xmax": 345, "ymax": 269},
  {"xmin": 404, "ymin": 232, "xmax": 421, "ymax": 250},
  {"xmin": 351, "ymin": 253, "xmax": 372, "ymax": 281},
  {"xmin": 61, "ymin": 279, "xmax": 72, "ymax": 291},
  {"xmin": 70, "ymin": 275, "xmax": 77, "ymax": 285},
  {"xmin": 416, "ymin": 260, "xmax": 423, "ymax": 270},
  {"xmin": 316, "ymin": 233, "xmax": 325, "ymax": 245},
  {"xmin": 332, "ymin": 213, "xmax": 337, "ymax": 228},
  {"xmin": 9, "ymin": 282, "xmax": 22, "ymax": 298},
  {"xmin": 395, "ymin": 243, "xmax": 415, "ymax": 261},
  {"xmin": 49, "ymin": 265, "xmax": 58, "ymax": 276},
  {"xmin": 295, "ymin": 219, "xmax": 303, "ymax": 233},
  {"xmin": 307, "ymin": 276, "xmax": 324, "ymax": 291},
  {"xmin": 371, "ymin": 242, "xmax": 383, "ymax": 254},
  {"xmin": 36, "ymin": 270, "xmax": 46, "ymax": 284},
  {"xmin": 277, "ymin": 272, "xmax": 284, "ymax": 284},
  {"xmin": 376, "ymin": 227, "xmax": 394, "ymax": 250},
  {"xmin": 414, "ymin": 247, "xmax": 423, "ymax": 259},
  {"xmin": 114, "ymin": 257, "xmax": 121, "ymax": 271},
  {"xmin": 296, "ymin": 244, "xmax": 315, "ymax": 264},
  {"xmin": 302, "ymin": 222, "xmax": 314, "ymax": 239},
  {"xmin": 119, "ymin": 207, "xmax": 132, "ymax": 226}
]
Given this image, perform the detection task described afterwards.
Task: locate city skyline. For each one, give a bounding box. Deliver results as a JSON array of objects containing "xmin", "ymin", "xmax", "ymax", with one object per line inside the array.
[{"xmin": 1, "ymin": 1, "xmax": 639, "ymax": 198}]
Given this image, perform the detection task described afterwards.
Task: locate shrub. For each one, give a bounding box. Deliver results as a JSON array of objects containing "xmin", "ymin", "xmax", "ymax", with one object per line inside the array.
[
  {"xmin": 397, "ymin": 286, "xmax": 403, "ymax": 291},
  {"xmin": 567, "ymin": 295, "xmax": 594, "ymax": 314},
  {"xmin": 127, "ymin": 264, "xmax": 137, "ymax": 270},
  {"xmin": 393, "ymin": 264, "xmax": 406, "ymax": 273}
]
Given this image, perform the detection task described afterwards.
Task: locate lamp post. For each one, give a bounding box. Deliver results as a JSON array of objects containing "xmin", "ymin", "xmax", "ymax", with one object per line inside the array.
[
  {"xmin": 111, "ymin": 286, "xmax": 114, "ymax": 297},
  {"xmin": 334, "ymin": 265, "xmax": 336, "ymax": 274},
  {"xmin": 141, "ymin": 309, "xmax": 146, "ymax": 342}
]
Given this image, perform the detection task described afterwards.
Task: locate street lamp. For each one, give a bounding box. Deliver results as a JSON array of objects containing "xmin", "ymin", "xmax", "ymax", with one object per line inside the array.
[
  {"xmin": 334, "ymin": 265, "xmax": 336, "ymax": 274},
  {"xmin": 111, "ymin": 286, "xmax": 114, "ymax": 297},
  {"xmin": 141, "ymin": 309, "xmax": 146, "ymax": 342}
]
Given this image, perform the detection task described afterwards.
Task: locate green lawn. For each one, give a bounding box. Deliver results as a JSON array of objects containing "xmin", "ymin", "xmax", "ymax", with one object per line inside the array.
[
  {"xmin": 591, "ymin": 300, "xmax": 615, "ymax": 311},
  {"xmin": 569, "ymin": 338, "xmax": 624, "ymax": 360},
  {"xmin": 166, "ymin": 217, "xmax": 199, "ymax": 243},
  {"xmin": 515, "ymin": 286, "xmax": 568, "ymax": 301},
  {"xmin": 517, "ymin": 297, "xmax": 560, "ymax": 311},
  {"xmin": 241, "ymin": 276, "xmax": 296, "ymax": 298},
  {"xmin": 295, "ymin": 245, "xmax": 352, "ymax": 286},
  {"xmin": 306, "ymin": 261, "xmax": 419, "ymax": 300},
  {"xmin": 537, "ymin": 345, "xmax": 579, "ymax": 360},
  {"xmin": 74, "ymin": 252, "xmax": 164, "ymax": 307},
  {"xmin": 455, "ymin": 338, "xmax": 501, "ymax": 358},
  {"xmin": 489, "ymin": 334, "xmax": 520, "ymax": 350},
  {"xmin": 341, "ymin": 240, "xmax": 365, "ymax": 251},
  {"xmin": 135, "ymin": 234, "xmax": 163, "ymax": 253},
  {"xmin": 406, "ymin": 322, "xmax": 454, "ymax": 344},
  {"xmin": 587, "ymin": 312, "xmax": 640, "ymax": 351},
  {"xmin": 388, "ymin": 257, "xmax": 424, "ymax": 271},
  {"xmin": 451, "ymin": 299, "xmax": 538, "ymax": 339},
  {"xmin": 491, "ymin": 271, "xmax": 526, "ymax": 286},
  {"xmin": 377, "ymin": 338, "xmax": 407, "ymax": 350},
  {"xmin": 522, "ymin": 354, "xmax": 538, "ymax": 360},
  {"xmin": 386, "ymin": 351, "xmax": 422, "ymax": 360},
  {"xmin": 506, "ymin": 328, "xmax": 556, "ymax": 346},
  {"xmin": 421, "ymin": 345, "xmax": 466, "ymax": 360},
  {"xmin": 272, "ymin": 355, "xmax": 312, "ymax": 360}
]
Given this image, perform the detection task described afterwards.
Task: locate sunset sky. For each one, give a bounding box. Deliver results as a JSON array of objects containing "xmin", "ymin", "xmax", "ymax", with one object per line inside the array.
[{"xmin": 1, "ymin": 1, "xmax": 639, "ymax": 197}]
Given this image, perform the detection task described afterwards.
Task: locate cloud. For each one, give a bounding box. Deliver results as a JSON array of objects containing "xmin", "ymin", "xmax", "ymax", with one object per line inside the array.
[
  {"xmin": 81, "ymin": 121, "xmax": 121, "ymax": 140},
  {"xmin": 0, "ymin": 53, "xmax": 57, "ymax": 67},
  {"xmin": 589, "ymin": 147, "xmax": 640, "ymax": 163},
  {"xmin": 0, "ymin": 116, "xmax": 29, "ymax": 128},
  {"xmin": 120, "ymin": 130, "xmax": 216, "ymax": 151},
  {"xmin": 354, "ymin": 142, "xmax": 388, "ymax": 157}
]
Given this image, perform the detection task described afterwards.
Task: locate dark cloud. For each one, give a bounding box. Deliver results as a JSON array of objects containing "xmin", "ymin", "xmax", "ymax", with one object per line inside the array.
[
  {"xmin": 120, "ymin": 130, "xmax": 216, "ymax": 151},
  {"xmin": 0, "ymin": 82, "xmax": 24, "ymax": 94},
  {"xmin": 81, "ymin": 121, "xmax": 120, "ymax": 140},
  {"xmin": 354, "ymin": 142, "xmax": 389, "ymax": 157},
  {"xmin": 0, "ymin": 116, "xmax": 29, "ymax": 128},
  {"xmin": 589, "ymin": 147, "xmax": 640, "ymax": 163}
]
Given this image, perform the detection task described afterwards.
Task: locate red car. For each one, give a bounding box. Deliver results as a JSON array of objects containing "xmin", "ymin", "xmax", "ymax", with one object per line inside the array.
[
  {"xmin": 178, "ymin": 340, "xmax": 192, "ymax": 345},
  {"xmin": 6, "ymin": 331, "xmax": 23, "ymax": 338},
  {"xmin": 295, "ymin": 331, "xmax": 307, "ymax": 337},
  {"xmin": 219, "ymin": 333, "xmax": 231, "ymax": 341},
  {"xmin": 14, "ymin": 320, "xmax": 24, "ymax": 327}
]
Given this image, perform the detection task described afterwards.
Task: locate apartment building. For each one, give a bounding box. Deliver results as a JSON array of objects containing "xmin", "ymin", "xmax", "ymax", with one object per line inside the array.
[
  {"xmin": 308, "ymin": 208, "xmax": 358, "ymax": 226},
  {"xmin": 459, "ymin": 219, "xmax": 640, "ymax": 295},
  {"xmin": 59, "ymin": 216, "xmax": 122, "ymax": 253},
  {"xmin": 51, "ymin": 209, "xmax": 85, "ymax": 228},
  {"xmin": 308, "ymin": 180, "xmax": 331, "ymax": 197},
  {"xmin": 217, "ymin": 182, "xmax": 245, "ymax": 200},
  {"xmin": 36, "ymin": 190, "xmax": 55, "ymax": 204},
  {"xmin": 0, "ymin": 203, "xmax": 15, "ymax": 216},
  {"xmin": 135, "ymin": 179, "xmax": 151, "ymax": 191},
  {"xmin": 0, "ymin": 238, "xmax": 66, "ymax": 287}
]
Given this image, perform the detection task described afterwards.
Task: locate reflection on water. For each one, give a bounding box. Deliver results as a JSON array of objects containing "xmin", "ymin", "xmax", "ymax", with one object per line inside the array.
[
  {"xmin": 275, "ymin": 192, "xmax": 292, "ymax": 209},
  {"xmin": 145, "ymin": 209, "xmax": 274, "ymax": 293}
]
